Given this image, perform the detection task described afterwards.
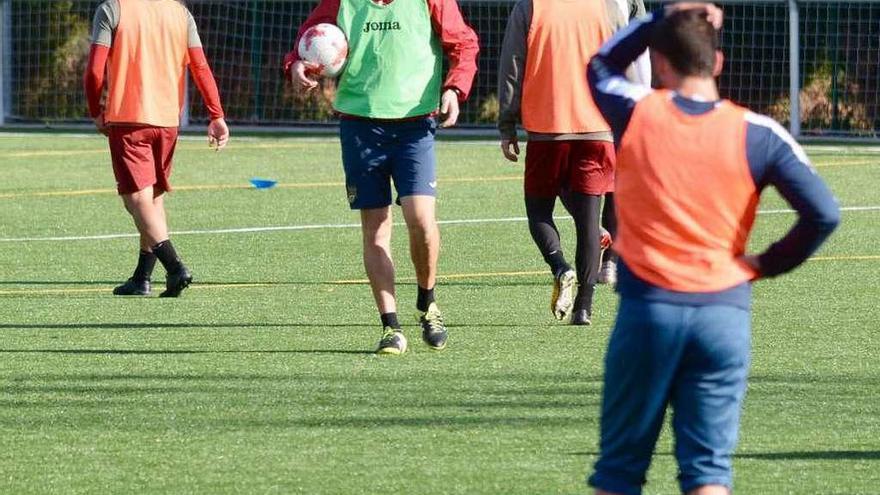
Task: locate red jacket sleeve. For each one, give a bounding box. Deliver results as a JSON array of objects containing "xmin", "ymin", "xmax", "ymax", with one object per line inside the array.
[
  {"xmin": 83, "ymin": 44, "xmax": 110, "ymax": 119},
  {"xmin": 188, "ymin": 47, "xmax": 225, "ymax": 120},
  {"xmin": 427, "ymin": 0, "xmax": 480, "ymax": 101},
  {"xmin": 283, "ymin": 0, "xmax": 341, "ymax": 79}
]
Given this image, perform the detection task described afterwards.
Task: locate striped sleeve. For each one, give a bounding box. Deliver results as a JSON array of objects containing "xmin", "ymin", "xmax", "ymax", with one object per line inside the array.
[{"xmin": 745, "ymin": 113, "xmax": 841, "ymax": 277}]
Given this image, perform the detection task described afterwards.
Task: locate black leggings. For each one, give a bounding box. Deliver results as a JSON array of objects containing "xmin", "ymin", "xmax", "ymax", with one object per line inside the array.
[
  {"xmin": 601, "ymin": 192, "xmax": 618, "ymax": 263},
  {"xmin": 525, "ymin": 191, "xmax": 602, "ymax": 311}
]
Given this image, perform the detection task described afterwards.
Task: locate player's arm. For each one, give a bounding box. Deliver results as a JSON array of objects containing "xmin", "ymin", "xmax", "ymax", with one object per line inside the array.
[
  {"xmin": 496, "ymin": 0, "xmax": 529, "ymax": 160},
  {"xmin": 745, "ymin": 117, "xmax": 841, "ymax": 278},
  {"xmin": 283, "ymin": 0, "xmax": 341, "ymax": 90},
  {"xmin": 83, "ymin": 0, "xmax": 116, "ymax": 135},
  {"xmin": 427, "ymin": 0, "xmax": 480, "ymax": 127},
  {"xmin": 587, "ymin": 10, "xmax": 659, "ymax": 142},
  {"xmin": 185, "ymin": 11, "xmax": 228, "ymax": 151}
]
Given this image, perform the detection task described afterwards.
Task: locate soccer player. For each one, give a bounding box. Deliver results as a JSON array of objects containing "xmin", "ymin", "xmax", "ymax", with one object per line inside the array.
[
  {"xmin": 586, "ymin": 3, "xmax": 840, "ymax": 494},
  {"xmin": 284, "ymin": 0, "xmax": 479, "ymax": 354},
  {"xmin": 497, "ymin": 0, "xmax": 646, "ymax": 325},
  {"xmin": 84, "ymin": 0, "xmax": 229, "ymax": 297}
]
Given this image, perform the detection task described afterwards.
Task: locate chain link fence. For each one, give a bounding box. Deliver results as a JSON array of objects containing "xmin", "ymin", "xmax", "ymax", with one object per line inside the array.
[{"xmin": 0, "ymin": 0, "xmax": 878, "ymax": 137}]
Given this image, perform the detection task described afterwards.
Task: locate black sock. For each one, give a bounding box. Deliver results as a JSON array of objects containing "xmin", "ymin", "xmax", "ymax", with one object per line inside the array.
[
  {"xmin": 380, "ymin": 312, "xmax": 400, "ymax": 330},
  {"xmin": 132, "ymin": 250, "xmax": 157, "ymax": 282},
  {"xmin": 417, "ymin": 286, "xmax": 435, "ymax": 312},
  {"xmin": 545, "ymin": 250, "xmax": 571, "ymax": 277},
  {"xmin": 152, "ymin": 240, "xmax": 183, "ymax": 273}
]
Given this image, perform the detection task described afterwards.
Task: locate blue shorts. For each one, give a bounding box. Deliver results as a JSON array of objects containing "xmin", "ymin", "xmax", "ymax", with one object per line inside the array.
[
  {"xmin": 339, "ymin": 117, "xmax": 438, "ymax": 210},
  {"xmin": 589, "ymin": 297, "xmax": 751, "ymax": 495}
]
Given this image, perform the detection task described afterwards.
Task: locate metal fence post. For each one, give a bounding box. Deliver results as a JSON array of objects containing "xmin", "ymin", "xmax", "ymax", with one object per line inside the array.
[
  {"xmin": 788, "ymin": 0, "xmax": 801, "ymax": 138},
  {"xmin": 0, "ymin": 0, "xmax": 11, "ymax": 126}
]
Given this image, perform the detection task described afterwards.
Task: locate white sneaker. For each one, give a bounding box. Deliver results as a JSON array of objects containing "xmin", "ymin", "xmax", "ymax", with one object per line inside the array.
[
  {"xmin": 598, "ymin": 260, "xmax": 617, "ymax": 286},
  {"xmin": 551, "ymin": 269, "xmax": 577, "ymax": 320}
]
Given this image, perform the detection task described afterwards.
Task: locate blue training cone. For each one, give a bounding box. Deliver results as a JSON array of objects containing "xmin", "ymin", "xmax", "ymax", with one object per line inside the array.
[{"xmin": 249, "ymin": 178, "xmax": 278, "ymax": 189}]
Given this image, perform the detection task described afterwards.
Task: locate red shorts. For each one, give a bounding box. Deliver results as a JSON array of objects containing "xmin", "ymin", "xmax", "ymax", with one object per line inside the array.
[
  {"xmin": 109, "ymin": 126, "xmax": 179, "ymax": 195},
  {"xmin": 524, "ymin": 140, "xmax": 616, "ymax": 197}
]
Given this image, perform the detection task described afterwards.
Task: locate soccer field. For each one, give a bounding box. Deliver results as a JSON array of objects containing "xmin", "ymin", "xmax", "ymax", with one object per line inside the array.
[{"xmin": 0, "ymin": 132, "xmax": 878, "ymax": 494}]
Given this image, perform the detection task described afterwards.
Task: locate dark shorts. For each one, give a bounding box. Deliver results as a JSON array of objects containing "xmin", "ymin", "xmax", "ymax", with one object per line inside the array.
[
  {"xmin": 109, "ymin": 126, "xmax": 179, "ymax": 195},
  {"xmin": 339, "ymin": 117, "xmax": 437, "ymax": 210},
  {"xmin": 589, "ymin": 297, "xmax": 751, "ymax": 495},
  {"xmin": 524, "ymin": 140, "xmax": 615, "ymax": 197}
]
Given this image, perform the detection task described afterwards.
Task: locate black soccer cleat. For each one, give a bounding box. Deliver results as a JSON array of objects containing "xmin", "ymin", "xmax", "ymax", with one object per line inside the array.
[
  {"xmin": 377, "ymin": 327, "xmax": 408, "ymax": 355},
  {"xmin": 419, "ymin": 302, "xmax": 448, "ymax": 351},
  {"xmin": 570, "ymin": 309, "xmax": 592, "ymax": 326},
  {"xmin": 159, "ymin": 266, "xmax": 193, "ymax": 298},
  {"xmin": 113, "ymin": 278, "xmax": 151, "ymax": 296}
]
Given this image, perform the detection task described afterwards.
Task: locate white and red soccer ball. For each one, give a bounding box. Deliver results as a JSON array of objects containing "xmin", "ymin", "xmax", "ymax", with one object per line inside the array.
[{"xmin": 297, "ymin": 23, "xmax": 348, "ymax": 78}]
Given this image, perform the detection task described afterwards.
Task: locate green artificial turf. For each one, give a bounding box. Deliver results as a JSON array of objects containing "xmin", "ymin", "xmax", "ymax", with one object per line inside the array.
[{"xmin": 0, "ymin": 133, "xmax": 878, "ymax": 494}]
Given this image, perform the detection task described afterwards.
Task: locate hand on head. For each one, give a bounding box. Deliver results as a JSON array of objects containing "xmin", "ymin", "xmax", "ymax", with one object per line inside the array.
[{"xmin": 665, "ymin": 2, "xmax": 723, "ymax": 29}]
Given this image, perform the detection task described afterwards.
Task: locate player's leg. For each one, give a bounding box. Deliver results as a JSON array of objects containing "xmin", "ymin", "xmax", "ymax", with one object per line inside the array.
[
  {"xmin": 147, "ymin": 127, "xmax": 191, "ymax": 297},
  {"xmin": 360, "ymin": 206, "xmax": 407, "ymax": 354},
  {"xmin": 361, "ymin": 207, "xmax": 397, "ymax": 314},
  {"xmin": 565, "ymin": 140, "xmax": 616, "ymax": 325},
  {"xmin": 599, "ymin": 193, "xmax": 619, "ymax": 285},
  {"xmin": 399, "ymin": 195, "xmax": 445, "ymax": 350},
  {"xmin": 670, "ymin": 305, "xmax": 751, "ymax": 495},
  {"xmin": 560, "ymin": 191, "xmax": 602, "ymax": 325},
  {"xmin": 524, "ymin": 140, "xmax": 575, "ymax": 320},
  {"xmin": 399, "ymin": 196, "xmax": 439, "ymax": 298},
  {"xmin": 392, "ymin": 118, "xmax": 446, "ymax": 350},
  {"xmin": 121, "ymin": 187, "xmax": 170, "ymax": 246},
  {"xmin": 109, "ymin": 126, "xmax": 165, "ymax": 296},
  {"xmin": 114, "ymin": 187, "xmax": 163, "ymax": 295},
  {"xmin": 588, "ymin": 298, "xmax": 689, "ymax": 495},
  {"xmin": 339, "ymin": 118, "xmax": 403, "ymax": 354}
]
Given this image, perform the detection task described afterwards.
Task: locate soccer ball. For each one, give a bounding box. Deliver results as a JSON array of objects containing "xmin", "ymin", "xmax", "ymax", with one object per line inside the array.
[{"xmin": 297, "ymin": 23, "xmax": 348, "ymax": 78}]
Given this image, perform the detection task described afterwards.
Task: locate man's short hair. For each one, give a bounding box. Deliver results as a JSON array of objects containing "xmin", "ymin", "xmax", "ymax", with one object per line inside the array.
[{"xmin": 649, "ymin": 9, "xmax": 720, "ymax": 77}]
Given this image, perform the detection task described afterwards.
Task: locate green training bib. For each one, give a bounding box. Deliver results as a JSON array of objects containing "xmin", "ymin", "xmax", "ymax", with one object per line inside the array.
[{"xmin": 335, "ymin": 0, "xmax": 442, "ymax": 119}]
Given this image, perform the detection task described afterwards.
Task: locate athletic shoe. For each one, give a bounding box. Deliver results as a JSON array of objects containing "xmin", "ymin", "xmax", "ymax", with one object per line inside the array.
[
  {"xmin": 112, "ymin": 278, "xmax": 151, "ymax": 296},
  {"xmin": 570, "ymin": 309, "xmax": 592, "ymax": 326},
  {"xmin": 377, "ymin": 327, "xmax": 408, "ymax": 355},
  {"xmin": 551, "ymin": 269, "xmax": 577, "ymax": 320},
  {"xmin": 419, "ymin": 302, "xmax": 448, "ymax": 350},
  {"xmin": 598, "ymin": 260, "xmax": 618, "ymax": 286},
  {"xmin": 159, "ymin": 266, "xmax": 193, "ymax": 298}
]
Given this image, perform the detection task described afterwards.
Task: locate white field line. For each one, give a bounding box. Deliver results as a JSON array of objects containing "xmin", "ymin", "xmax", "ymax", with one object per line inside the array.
[{"xmin": 0, "ymin": 205, "xmax": 877, "ymax": 243}]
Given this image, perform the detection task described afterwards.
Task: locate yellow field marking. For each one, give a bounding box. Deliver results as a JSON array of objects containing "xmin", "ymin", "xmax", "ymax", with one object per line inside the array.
[
  {"xmin": 0, "ymin": 287, "xmax": 109, "ymax": 295},
  {"xmin": 0, "ymin": 142, "xmax": 315, "ymax": 159},
  {"xmin": 0, "ymin": 282, "xmax": 279, "ymax": 296},
  {"xmin": 1, "ymin": 257, "xmax": 876, "ymax": 296},
  {"xmin": 0, "ymin": 176, "xmax": 522, "ymax": 200},
  {"xmin": 332, "ymin": 270, "xmax": 548, "ymax": 285}
]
